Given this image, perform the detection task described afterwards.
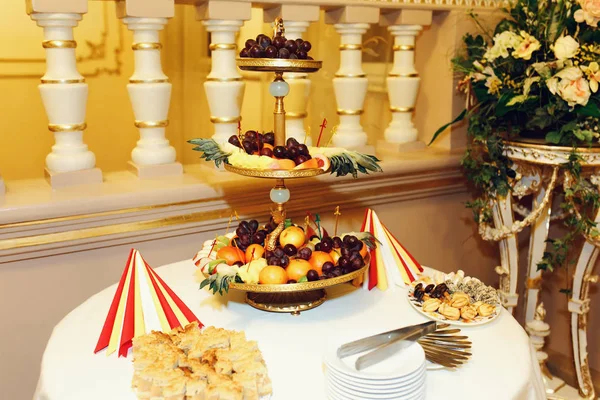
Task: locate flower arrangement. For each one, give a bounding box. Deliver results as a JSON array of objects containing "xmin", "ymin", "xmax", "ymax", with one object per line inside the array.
[{"xmin": 433, "ymin": 0, "xmax": 600, "ymax": 275}]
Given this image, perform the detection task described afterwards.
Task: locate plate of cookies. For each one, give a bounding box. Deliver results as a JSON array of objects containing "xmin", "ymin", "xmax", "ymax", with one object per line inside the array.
[{"xmin": 407, "ymin": 270, "xmax": 502, "ymax": 326}]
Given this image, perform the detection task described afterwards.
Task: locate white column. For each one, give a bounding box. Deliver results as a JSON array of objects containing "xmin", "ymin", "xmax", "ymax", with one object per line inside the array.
[
  {"xmin": 123, "ymin": 17, "xmax": 182, "ymax": 178},
  {"xmin": 332, "ymin": 23, "xmax": 369, "ymax": 149},
  {"xmin": 204, "ymin": 20, "xmax": 244, "ymax": 145},
  {"xmin": 0, "ymin": 175, "xmax": 4, "ymax": 196},
  {"xmin": 31, "ymin": 13, "xmax": 102, "ymax": 187},
  {"xmin": 282, "ymin": 21, "xmax": 311, "ymax": 145},
  {"xmin": 385, "ymin": 25, "xmax": 421, "ymax": 144}
]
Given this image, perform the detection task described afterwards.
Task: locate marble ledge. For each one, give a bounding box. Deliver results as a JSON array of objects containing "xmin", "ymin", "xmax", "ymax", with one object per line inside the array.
[{"xmin": 0, "ymin": 148, "xmax": 462, "ymax": 225}]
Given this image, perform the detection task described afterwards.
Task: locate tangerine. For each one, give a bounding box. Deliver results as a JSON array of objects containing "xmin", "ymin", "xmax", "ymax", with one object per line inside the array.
[
  {"xmin": 275, "ymin": 159, "xmax": 296, "ymax": 170},
  {"xmin": 359, "ymin": 241, "xmax": 369, "ymax": 258},
  {"xmin": 294, "ymin": 158, "xmax": 319, "ymax": 169},
  {"xmin": 286, "ymin": 259, "xmax": 312, "ymax": 281},
  {"xmin": 216, "ymin": 246, "xmax": 246, "ymax": 266},
  {"xmin": 308, "ymin": 251, "xmax": 334, "ymax": 276},
  {"xmin": 259, "ymin": 265, "xmax": 288, "ymax": 284},
  {"xmin": 245, "ymin": 244, "xmax": 265, "ymax": 262}
]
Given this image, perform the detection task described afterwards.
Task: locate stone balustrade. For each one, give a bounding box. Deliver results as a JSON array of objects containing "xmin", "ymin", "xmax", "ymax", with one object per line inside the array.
[{"xmin": 18, "ymin": 0, "xmax": 504, "ymax": 190}]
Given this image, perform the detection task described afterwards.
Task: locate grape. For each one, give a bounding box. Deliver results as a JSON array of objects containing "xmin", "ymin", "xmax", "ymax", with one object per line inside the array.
[
  {"xmin": 289, "ymin": 53, "xmax": 298, "ymax": 59},
  {"xmin": 322, "ymin": 262, "xmax": 334, "ymax": 275},
  {"xmin": 248, "ymin": 220, "xmax": 259, "ymax": 232},
  {"xmin": 236, "ymin": 227, "xmax": 249, "ymax": 237},
  {"xmin": 320, "ymin": 241, "xmax": 332, "ymax": 253},
  {"xmin": 350, "ymin": 251, "xmax": 361, "ymax": 260},
  {"xmin": 252, "ymin": 231, "xmax": 266, "ymax": 244},
  {"xmin": 341, "ymin": 267, "xmax": 351, "ymax": 275},
  {"xmin": 228, "ymin": 135, "xmax": 241, "ymax": 148},
  {"xmin": 249, "ymin": 45, "xmax": 264, "ymax": 58},
  {"xmin": 239, "ymin": 48, "xmax": 249, "ymax": 58},
  {"xmin": 315, "ymin": 243, "xmax": 322, "ymax": 252},
  {"xmin": 265, "ymin": 250, "xmax": 273, "ymax": 259},
  {"xmin": 261, "ymin": 148, "xmax": 273, "ymax": 157},
  {"xmin": 322, "ymin": 237, "xmax": 333, "ymax": 247},
  {"xmin": 268, "ymin": 256, "xmax": 281, "ymax": 266},
  {"xmin": 256, "ymin": 34, "xmax": 269, "ymax": 46},
  {"xmin": 352, "ymin": 257, "xmax": 364, "ymax": 270},
  {"xmin": 296, "ymin": 144, "xmax": 309, "ymax": 156},
  {"xmin": 288, "ymin": 147, "xmax": 299, "ymax": 159},
  {"xmin": 332, "ymin": 237, "xmax": 343, "ymax": 249},
  {"xmin": 273, "ymin": 146, "xmax": 288, "ymax": 159},
  {"xmin": 283, "ymin": 244, "xmax": 297, "ymax": 256},
  {"xmin": 341, "ymin": 248, "xmax": 352, "ymax": 258},
  {"xmin": 280, "ymin": 256, "xmax": 290, "ymax": 268},
  {"xmin": 287, "ymin": 279, "xmax": 297, "ymax": 284},
  {"xmin": 239, "ymin": 234, "xmax": 251, "ymax": 246},
  {"xmin": 297, "ymin": 247, "xmax": 312, "ymax": 260},
  {"xmin": 272, "ymin": 36, "xmax": 286, "ymax": 49},
  {"xmin": 245, "ymin": 39, "xmax": 257, "ymax": 49},
  {"xmin": 295, "ymin": 155, "xmax": 309, "ymax": 165},
  {"xmin": 338, "ymin": 257, "xmax": 351, "ymax": 269},
  {"xmin": 307, "ymin": 270, "xmax": 319, "ymax": 282},
  {"xmin": 331, "ymin": 268, "xmax": 343, "ymax": 277},
  {"xmin": 297, "ymin": 50, "xmax": 308, "ymax": 59},
  {"xmin": 244, "ymin": 130, "xmax": 257, "ymax": 139},
  {"xmin": 300, "ymin": 41, "xmax": 312, "ymax": 52},
  {"xmin": 239, "ymin": 221, "xmax": 250, "ymax": 231},
  {"xmin": 295, "ymin": 38, "xmax": 303, "ymax": 47},
  {"xmin": 286, "ymin": 138, "xmax": 299, "ymax": 148},
  {"xmin": 284, "ymin": 39, "xmax": 298, "ymax": 53},
  {"xmin": 278, "ymin": 48, "xmax": 290, "ymax": 59},
  {"xmin": 347, "ymin": 236, "xmax": 359, "ymax": 248},
  {"xmin": 265, "ymin": 45, "xmax": 278, "ymax": 58},
  {"xmin": 242, "ymin": 140, "xmax": 254, "ymax": 154},
  {"xmin": 264, "ymin": 132, "xmax": 275, "ymax": 145},
  {"xmin": 274, "ymin": 247, "xmax": 285, "ymax": 257}
]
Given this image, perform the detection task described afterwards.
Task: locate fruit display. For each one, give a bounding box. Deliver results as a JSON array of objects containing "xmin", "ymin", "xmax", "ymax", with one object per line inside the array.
[
  {"xmin": 239, "ymin": 27, "xmax": 313, "ymax": 60},
  {"xmin": 194, "ymin": 214, "xmax": 377, "ymax": 294},
  {"xmin": 188, "ymin": 136, "xmax": 381, "ymax": 178}
]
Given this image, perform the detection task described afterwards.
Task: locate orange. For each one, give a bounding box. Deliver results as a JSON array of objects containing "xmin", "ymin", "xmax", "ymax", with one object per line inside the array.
[
  {"xmin": 359, "ymin": 241, "xmax": 369, "ymax": 258},
  {"xmin": 294, "ymin": 159, "xmax": 319, "ymax": 170},
  {"xmin": 286, "ymin": 259, "xmax": 312, "ymax": 281},
  {"xmin": 280, "ymin": 226, "xmax": 306, "ymax": 248},
  {"xmin": 308, "ymin": 251, "xmax": 334, "ymax": 276},
  {"xmin": 329, "ymin": 249, "xmax": 342, "ymax": 264},
  {"xmin": 259, "ymin": 265, "xmax": 288, "ymax": 284},
  {"xmin": 245, "ymin": 244, "xmax": 265, "ymax": 262},
  {"xmin": 313, "ymin": 154, "xmax": 331, "ymax": 171},
  {"xmin": 274, "ymin": 159, "xmax": 296, "ymax": 170},
  {"xmin": 216, "ymin": 246, "xmax": 246, "ymax": 266}
]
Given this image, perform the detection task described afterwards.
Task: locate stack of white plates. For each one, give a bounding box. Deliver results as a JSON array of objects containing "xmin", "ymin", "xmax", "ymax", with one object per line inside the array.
[{"xmin": 323, "ymin": 341, "xmax": 426, "ymax": 400}]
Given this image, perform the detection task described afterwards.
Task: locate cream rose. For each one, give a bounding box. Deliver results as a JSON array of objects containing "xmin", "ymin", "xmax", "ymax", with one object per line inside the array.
[
  {"xmin": 484, "ymin": 31, "xmax": 522, "ymax": 62},
  {"xmin": 512, "ymin": 31, "xmax": 541, "ymax": 60},
  {"xmin": 574, "ymin": 0, "xmax": 600, "ymax": 27},
  {"xmin": 581, "ymin": 62, "xmax": 600, "ymax": 92},
  {"xmin": 553, "ymin": 36, "xmax": 580, "ymax": 60},
  {"xmin": 547, "ymin": 67, "xmax": 591, "ymax": 107}
]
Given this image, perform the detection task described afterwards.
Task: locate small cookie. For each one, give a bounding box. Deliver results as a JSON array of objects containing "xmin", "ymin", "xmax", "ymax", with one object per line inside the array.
[
  {"xmin": 422, "ymin": 298, "xmax": 441, "ymax": 313},
  {"xmin": 450, "ymin": 292, "xmax": 470, "ymax": 308},
  {"xmin": 477, "ymin": 303, "xmax": 495, "ymax": 317},
  {"xmin": 438, "ymin": 303, "xmax": 461, "ymax": 320},
  {"xmin": 460, "ymin": 305, "xmax": 477, "ymax": 320}
]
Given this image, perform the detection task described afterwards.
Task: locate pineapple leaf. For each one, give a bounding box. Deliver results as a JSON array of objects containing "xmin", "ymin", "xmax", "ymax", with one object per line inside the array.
[{"xmin": 187, "ymin": 138, "xmax": 231, "ymax": 167}]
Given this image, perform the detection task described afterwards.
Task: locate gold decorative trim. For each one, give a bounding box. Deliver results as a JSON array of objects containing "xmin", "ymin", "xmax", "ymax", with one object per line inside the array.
[
  {"xmin": 48, "ymin": 123, "xmax": 87, "ymax": 132},
  {"xmin": 41, "ymin": 78, "xmax": 85, "ymax": 84},
  {"xmin": 339, "ymin": 44, "xmax": 362, "ymax": 51},
  {"xmin": 391, "ymin": 106, "xmax": 415, "ymax": 113},
  {"xmin": 389, "ymin": 73, "xmax": 419, "ymax": 78},
  {"xmin": 210, "ymin": 116, "xmax": 241, "ymax": 124},
  {"xmin": 129, "ymin": 78, "xmax": 170, "ymax": 84},
  {"xmin": 504, "ymin": 140, "xmax": 600, "ymax": 153},
  {"xmin": 286, "ymin": 112, "xmax": 307, "ymax": 119},
  {"xmin": 134, "ymin": 120, "xmax": 169, "ymax": 128},
  {"xmin": 283, "ymin": 75, "xmax": 308, "ymax": 80},
  {"xmin": 209, "ymin": 43, "xmax": 237, "ymax": 51},
  {"xmin": 393, "ymin": 44, "xmax": 415, "ymax": 51},
  {"xmin": 337, "ymin": 109, "xmax": 364, "ymax": 116},
  {"xmin": 132, "ymin": 42, "xmax": 162, "ymax": 51},
  {"xmin": 237, "ymin": 58, "xmax": 322, "ymax": 73},
  {"xmin": 42, "ymin": 40, "xmax": 77, "ymax": 49},
  {"xmin": 246, "ymin": 291, "xmax": 327, "ymax": 314},
  {"xmin": 334, "ymin": 73, "xmax": 366, "ymax": 78},
  {"xmin": 224, "ymin": 163, "xmax": 326, "ymax": 178},
  {"xmin": 206, "ymin": 77, "xmax": 242, "ymax": 82}
]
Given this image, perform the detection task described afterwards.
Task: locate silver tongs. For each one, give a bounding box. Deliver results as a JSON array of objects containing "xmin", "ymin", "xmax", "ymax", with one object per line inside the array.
[{"xmin": 337, "ymin": 321, "xmax": 438, "ymax": 371}]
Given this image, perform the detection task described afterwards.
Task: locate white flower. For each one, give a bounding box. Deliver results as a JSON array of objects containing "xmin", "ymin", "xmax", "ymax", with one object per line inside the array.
[
  {"xmin": 553, "ymin": 36, "xmax": 580, "ymax": 60},
  {"xmin": 512, "ymin": 31, "xmax": 541, "ymax": 60},
  {"xmin": 547, "ymin": 67, "xmax": 591, "ymax": 107},
  {"xmin": 581, "ymin": 62, "xmax": 600, "ymax": 92},
  {"xmin": 484, "ymin": 31, "xmax": 522, "ymax": 62},
  {"xmin": 574, "ymin": 0, "xmax": 600, "ymax": 27},
  {"xmin": 483, "ymin": 66, "xmax": 502, "ymax": 95}
]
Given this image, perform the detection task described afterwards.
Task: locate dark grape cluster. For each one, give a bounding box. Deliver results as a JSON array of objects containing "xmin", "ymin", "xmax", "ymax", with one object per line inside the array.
[
  {"xmin": 240, "ymin": 34, "xmax": 313, "ymax": 60},
  {"xmin": 265, "ymin": 247, "xmax": 290, "ymax": 268},
  {"xmin": 228, "ymin": 130, "xmax": 275, "ymax": 156},
  {"xmin": 274, "ymin": 137, "xmax": 311, "ymax": 165},
  {"xmin": 319, "ymin": 235, "xmax": 365, "ymax": 280},
  {"xmin": 234, "ymin": 219, "xmax": 268, "ymax": 251}
]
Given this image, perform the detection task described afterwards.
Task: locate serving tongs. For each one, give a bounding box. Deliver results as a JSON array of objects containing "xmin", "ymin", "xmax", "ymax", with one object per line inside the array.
[{"xmin": 338, "ymin": 321, "xmax": 471, "ymax": 370}]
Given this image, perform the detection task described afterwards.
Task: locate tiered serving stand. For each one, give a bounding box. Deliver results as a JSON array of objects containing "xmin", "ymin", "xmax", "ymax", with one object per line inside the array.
[{"xmin": 223, "ymin": 21, "xmax": 368, "ymax": 315}]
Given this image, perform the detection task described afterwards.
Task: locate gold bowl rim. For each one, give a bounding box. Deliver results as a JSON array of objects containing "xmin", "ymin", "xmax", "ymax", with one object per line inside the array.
[
  {"xmin": 224, "ymin": 163, "xmax": 328, "ymax": 179},
  {"xmin": 229, "ymin": 263, "xmax": 368, "ymax": 293},
  {"xmin": 237, "ymin": 58, "xmax": 322, "ymax": 73}
]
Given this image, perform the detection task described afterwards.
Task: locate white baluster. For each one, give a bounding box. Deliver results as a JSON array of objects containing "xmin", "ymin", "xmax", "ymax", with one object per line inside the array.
[
  {"xmin": 30, "ymin": 12, "xmax": 102, "ymax": 188},
  {"xmin": 122, "ymin": 17, "xmax": 182, "ymax": 178},
  {"xmin": 385, "ymin": 25, "xmax": 422, "ymax": 145},
  {"xmin": 332, "ymin": 23, "xmax": 370, "ymax": 149}
]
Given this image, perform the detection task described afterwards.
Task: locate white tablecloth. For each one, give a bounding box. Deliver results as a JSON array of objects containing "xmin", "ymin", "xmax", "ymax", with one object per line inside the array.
[{"xmin": 34, "ymin": 260, "xmax": 546, "ymax": 400}]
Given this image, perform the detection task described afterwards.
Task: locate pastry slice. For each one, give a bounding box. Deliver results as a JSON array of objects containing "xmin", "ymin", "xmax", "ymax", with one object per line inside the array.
[
  {"xmin": 186, "ymin": 377, "xmax": 208, "ymax": 400},
  {"xmin": 207, "ymin": 380, "xmax": 243, "ymax": 400},
  {"xmin": 162, "ymin": 374, "xmax": 187, "ymax": 400},
  {"xmin": 232, "ymin": 372, "xmax": 259, "ymax": 400},
  {"xmin": 214, "ymin": 359, "xmax": 233, "ymax": 376}
]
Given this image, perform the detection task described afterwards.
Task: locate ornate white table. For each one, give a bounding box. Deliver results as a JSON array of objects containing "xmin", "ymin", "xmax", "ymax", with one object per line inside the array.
[{"xmin": 34, "ymin": 260, "xmax": 545, "ymax": 400}]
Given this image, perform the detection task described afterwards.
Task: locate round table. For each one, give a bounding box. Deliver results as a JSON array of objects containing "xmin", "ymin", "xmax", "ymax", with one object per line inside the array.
[{"xmin": 34, "ymin": 260, "xmax": 546, "ymax": 400}]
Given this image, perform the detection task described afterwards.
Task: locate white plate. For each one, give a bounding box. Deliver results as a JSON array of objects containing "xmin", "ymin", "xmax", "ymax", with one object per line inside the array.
[
  {"xmin": 325, "ymin": 364, "xmax": 425, "ymax": 391},
  {"xmin": 326, "ymin": 382, "xmax": 425, "ymax": 400},
  {"xmin": 327, "ymin": 372, "xmax": 425, "ymax": 398},
  {"xmin": 324, "ymin": 341, "xmax": 425, "ymax": 380},
  {"xmin": 407, "ymin": 287, "xmax": 501, "ymax": 327}
]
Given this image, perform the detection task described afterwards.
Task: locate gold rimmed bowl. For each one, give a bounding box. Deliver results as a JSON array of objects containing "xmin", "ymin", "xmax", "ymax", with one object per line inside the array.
[
  {"xmin": 224, "ymin": 163, "xmax": 328, "ymax": 179},
  {"xmin": 237, "ymin": 58, "xmax": 322, "ymax": 73},
  {"xmin": 229, "ymin": 262, "xmax": 368, "ymax": 315}
]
